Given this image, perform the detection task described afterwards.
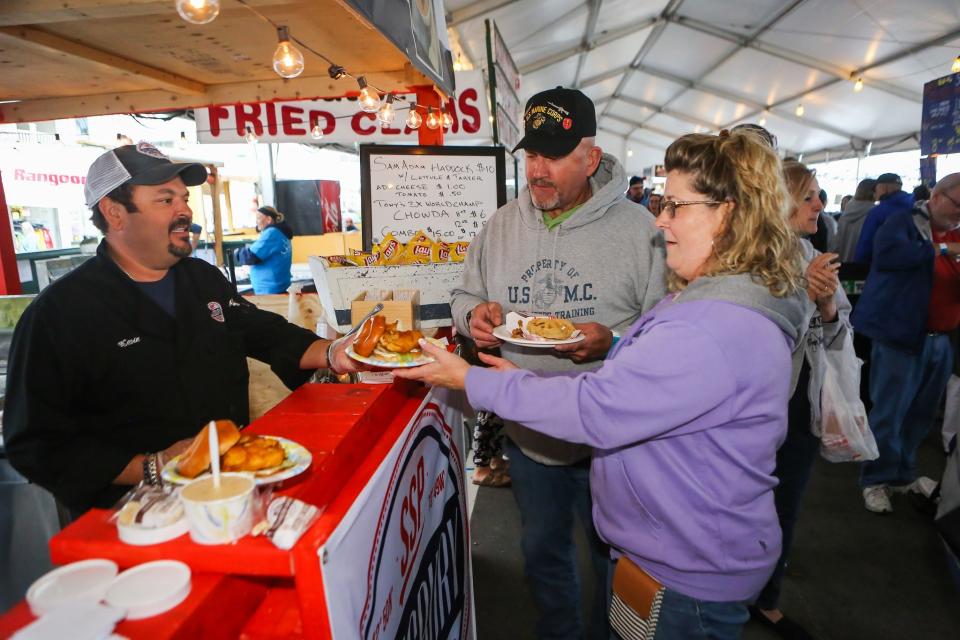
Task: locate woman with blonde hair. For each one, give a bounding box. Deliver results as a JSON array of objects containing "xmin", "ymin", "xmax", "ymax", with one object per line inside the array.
[
  {"xmin": 751, "ymin": 161, "xmax": 852, "ymax": 639},
  {"xmin": 397, "ymin": 129, "xmax": 809, "ymax": 639}
]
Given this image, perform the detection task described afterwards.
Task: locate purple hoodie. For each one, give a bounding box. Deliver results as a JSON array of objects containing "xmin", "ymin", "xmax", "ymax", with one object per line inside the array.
[{"xmin": 465, "ymin": 274, "xmax": 808, "ymax": 601}]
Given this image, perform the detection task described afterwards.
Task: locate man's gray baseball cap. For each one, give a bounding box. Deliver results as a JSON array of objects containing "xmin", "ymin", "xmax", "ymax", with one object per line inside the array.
[{"xmin": 84, "ymin": 142, "xmax": 207, "ymax": 207}]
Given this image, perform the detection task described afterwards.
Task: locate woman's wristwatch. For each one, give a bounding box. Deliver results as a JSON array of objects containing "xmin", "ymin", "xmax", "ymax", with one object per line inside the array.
[
  {"xmin": 142, "ymin": 452, "xmax": 162, "ymax": 485},
  {"xmin": 940, "ymin": 243, "xmax": 950, "ymax": 257}
]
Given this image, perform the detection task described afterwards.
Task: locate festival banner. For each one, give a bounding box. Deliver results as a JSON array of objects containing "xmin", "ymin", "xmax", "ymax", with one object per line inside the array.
[
  {"xmin": 196, "ymin": 71, "xmax": 490, "ymax": 145},
  {"xmin": 319, "ymin": 388, "xmax": 474, "ymax": 640}
]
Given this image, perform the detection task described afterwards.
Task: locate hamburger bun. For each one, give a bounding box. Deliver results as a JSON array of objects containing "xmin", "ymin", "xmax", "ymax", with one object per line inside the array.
[
  {"xmin": 176, "ymin": 419, "xmax": 242, "ymax": 479},
  {"xmin": 353, "ymin": 315, "xmax": 387, "ymax": 357}
]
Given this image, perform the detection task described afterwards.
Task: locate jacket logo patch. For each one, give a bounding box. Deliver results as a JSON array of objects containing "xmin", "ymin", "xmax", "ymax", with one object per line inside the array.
[
  {"xmin": 117, "ymin": 337, "xmax": 141, "ymax": 348},
  {"xmin": 208, "ymin": 301, "xmax": 225, "ymax": 323}
]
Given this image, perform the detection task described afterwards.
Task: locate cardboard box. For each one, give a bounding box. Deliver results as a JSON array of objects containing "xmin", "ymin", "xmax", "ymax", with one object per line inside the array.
[
  {"xmin": 351, "ymin": 289, "xmax": 420, "ymax": 331},
  {"xmin": 309, "ymin": 256, "xmax": 464, "ymax": 333}
]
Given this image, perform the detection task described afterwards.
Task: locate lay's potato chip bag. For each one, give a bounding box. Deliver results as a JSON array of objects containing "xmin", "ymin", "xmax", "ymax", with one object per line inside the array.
[
  {"xmin": 379, "ymin": 233, "xmax": 405, "ymax": 265},
  {"xmin": 450, "ymin": 241, "xmax": 470, "ymax": 262},
  {"xmin": 431, "ymin": 241, "xmax": 451, "ymax": 263}
]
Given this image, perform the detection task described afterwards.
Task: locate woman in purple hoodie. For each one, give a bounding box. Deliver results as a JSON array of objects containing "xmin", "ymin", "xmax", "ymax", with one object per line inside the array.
[{"xmin": 397, "ymin": 130, "xmax": 809, "ymax": 639}]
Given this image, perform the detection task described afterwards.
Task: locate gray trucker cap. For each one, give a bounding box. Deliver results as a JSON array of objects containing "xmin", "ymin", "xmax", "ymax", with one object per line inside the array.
[{"xmin": 84, "ymin": 142, "xmax": 207, "ymax": 207}]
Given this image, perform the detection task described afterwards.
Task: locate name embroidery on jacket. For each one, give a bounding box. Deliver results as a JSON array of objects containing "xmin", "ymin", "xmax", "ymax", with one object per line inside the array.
[{"xmin": 117, "ymin": 337, "xmax": 141, "ymax": 348}]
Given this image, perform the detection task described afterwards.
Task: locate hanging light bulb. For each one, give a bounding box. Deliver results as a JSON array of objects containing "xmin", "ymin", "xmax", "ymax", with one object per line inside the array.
[
  {"xmin": 952, "ymin": 55, "xmax": 960, "ymax": 74},
  {"xmin": 425, "ymin": 108, "xmax": 441, "ymax": 130},
  {"xmin": 272, "ymin": 26, "xmax": 304, "ymax": 79},
  {"xmin": 441, "ymin": 109, "xmax": 454, "ymax": 128},
  {"xmin": 626, "ymin": 149, "xmax": 634, "ymax": 158},
  {"xmin": 795, "ymin": 103, "xmax": 805, "ymax": 117},
  {"xmin": 357, "ymin": 76, "xmax": 381, "ymax": 113},
  {"xmin": 406, "ymin": 101, "xmax": 423, "ymax": 129},
  {"xmin": 378, "ymin": 94, "xmax": 396, "ymax": 125},
  {"xmin": 853, "ymin": 77, "xmax": 864, "ymax": 92},
  {"xmin": 244, "ymin": 127, "xmax": 258, "ymax": 144},
  {"xmin": 758, "ymin": 111, "xmax": 768, "ymax": 127},
  {"xmin": 310, "ymin": 123, "xmax": 324, "ymax": 139},
  {"xmin": 177, "ymin": 131, "xmax": 188, "ymax": 150},
  {"xmin": 453, "ymin": 53, "xmax": 463, "ymax": 72},
  {"xmin": 175, "ymin": 0, "xmax": 220, "ymax": 25}
]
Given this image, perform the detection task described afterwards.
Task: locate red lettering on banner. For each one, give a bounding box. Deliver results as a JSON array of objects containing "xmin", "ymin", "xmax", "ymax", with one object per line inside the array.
[
  {"xmin": 382, "ymin": 122, "xmax": 403, "ymax": 135},
  {"xmin": 352, "ymin": 111, "xmax": 377, "ymax": 135},
  {"xmin": 265, "ymin": 102, "xmax": 278, "ymax": 135},
  {"xmin": 208, "ymin": 105, "xmax": 230, "ymax": 137},
  {"xmin": 308, "ymin": 110, "xmax": 335, "ymax": 135},
  {"xmin": 459, "ymin": 89, "xmax": 481, "ymax": 134},
  {"xmin": 281, "ymin": 105, "xmax": 306, "ymax": 135},
  {"xmin": 14, "ymin": 169, "xmax": 24, "ymax": 180},
  {"xmin": 236, "ymin": 103, "xmax": 263, "ymax": 136}
]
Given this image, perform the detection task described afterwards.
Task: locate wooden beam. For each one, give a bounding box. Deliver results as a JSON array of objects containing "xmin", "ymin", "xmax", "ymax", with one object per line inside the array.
[
  {"xmin": 0, "ymin": 69, "xmax": 419, "ymax": 123},
  {"xmin": 0, "ymin": 0, "xmax": 291, "ymax": 26},
  {"xmin": 0, "ymin": 26, "xmax": 206, "ymax": 95}
]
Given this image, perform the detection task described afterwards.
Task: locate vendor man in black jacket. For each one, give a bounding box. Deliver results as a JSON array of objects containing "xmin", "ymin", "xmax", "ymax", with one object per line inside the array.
[{"xmin": 4, "ymin": 142, "xmax": 361, "ymax": 516}]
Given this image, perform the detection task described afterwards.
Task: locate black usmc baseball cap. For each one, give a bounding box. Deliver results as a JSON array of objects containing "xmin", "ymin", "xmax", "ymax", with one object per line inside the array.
[
  {"xmin": 512, "ymin": 87, "xmax": 597, "ymax": 158},
  {"xmin": 84, "ymin": 142, "xmax": 208, "ymax": 207}
]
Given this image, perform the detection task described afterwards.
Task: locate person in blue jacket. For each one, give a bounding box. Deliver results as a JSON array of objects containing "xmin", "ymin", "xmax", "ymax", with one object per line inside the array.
[
  {"xmin": 852, "ymin": 173, "xmax": 913, "ymax": 263},
  {"xmin": 236, "ymin": 206, "xmax": 294, "ymax": 293}
]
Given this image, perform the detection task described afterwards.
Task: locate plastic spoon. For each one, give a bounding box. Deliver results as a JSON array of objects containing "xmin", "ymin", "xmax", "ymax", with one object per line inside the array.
[{"xmin": 207, "ymin": 420, "xmax": 221, "ymax": 491}]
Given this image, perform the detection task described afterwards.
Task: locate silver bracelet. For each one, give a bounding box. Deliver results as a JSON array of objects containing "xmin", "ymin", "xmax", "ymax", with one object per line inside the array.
[{"xmin": 325, "ymin": 339, "xmax": 339, "ymax": 375}]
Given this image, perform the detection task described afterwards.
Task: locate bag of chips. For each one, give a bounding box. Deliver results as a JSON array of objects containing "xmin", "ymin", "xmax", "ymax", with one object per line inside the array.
[
  {"xmin": 431, "ymin": 241, "xmax": 451, "ymax": 263},
  {"xmin": 450, "ymin": 241, "xmax": 470, "ymax": 262}
]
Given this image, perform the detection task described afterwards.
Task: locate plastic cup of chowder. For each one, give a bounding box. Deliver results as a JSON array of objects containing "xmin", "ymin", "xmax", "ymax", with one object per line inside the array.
[{"xmin": 179, "ymin": 473, "xmax": 256, "ymax": 544}]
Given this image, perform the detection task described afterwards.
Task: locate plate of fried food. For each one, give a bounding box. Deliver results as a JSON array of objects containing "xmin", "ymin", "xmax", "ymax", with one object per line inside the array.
[
  {"xmin": 492, "ymin": 312, "xmax": 585, "ymax": 347},
  {"xmin": 161, "ymin": 420, "xmax": 312, "ymax": 486},
  {"xmin": 346, "ymin": 315, "xmax": 447, "ymax": 368}
]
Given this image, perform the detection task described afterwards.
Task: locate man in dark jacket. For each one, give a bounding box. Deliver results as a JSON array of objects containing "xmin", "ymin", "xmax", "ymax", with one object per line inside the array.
[
  {"xmin": 4, "ymin": 143, "xmax": 361, "ymax": 515},
  {"xmin": 852, "ymin": 173, "xmax": 960, "ymax": 513},
  {"xmin": 853, "ymin": 172, "xmax": 914, "ymax": 263}
]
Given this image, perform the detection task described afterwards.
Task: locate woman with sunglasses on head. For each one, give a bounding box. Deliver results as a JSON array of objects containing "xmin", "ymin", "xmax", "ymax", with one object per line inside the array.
[
  {"xmin": 750, "ymin": 161, "xmax": 852, "ymax": 640},
  {"xmin": 235, "ymin": 205, "xmax": 294, "ymax": 294},
  {"xmin": 396, "ymin": 129, "xmax": 809, "ymax": 639}
]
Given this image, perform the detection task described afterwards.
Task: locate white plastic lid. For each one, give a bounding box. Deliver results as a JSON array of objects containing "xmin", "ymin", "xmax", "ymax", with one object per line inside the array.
[
  {"xmin": 26, "ymin": 559, "xmax": 119, "ymax": 617},
  {"xmin": 104, "ymin": 560, "xmax": 192, "ymax": 620},
  {"xmin": 12, "ymin": 602, "xmax": 124, "ymax": 640},
  {"xmin": 117, "ymin": 515, "xmax": 189, "ymax": 546}
]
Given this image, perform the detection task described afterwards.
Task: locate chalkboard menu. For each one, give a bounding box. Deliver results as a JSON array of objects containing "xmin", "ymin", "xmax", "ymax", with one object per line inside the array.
[
  {"xmin": 359, "ymin": 144, "xmax": 507, "ymax": 250},
  {"xmin": 921, "ymin": 72, "xmax": 960, "ymax": 156}
]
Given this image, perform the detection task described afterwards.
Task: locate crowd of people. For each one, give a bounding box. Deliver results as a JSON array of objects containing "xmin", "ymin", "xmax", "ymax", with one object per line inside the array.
[{"xmin": 3, "ymin": 86, "xmax": 958, "ymax": 640}]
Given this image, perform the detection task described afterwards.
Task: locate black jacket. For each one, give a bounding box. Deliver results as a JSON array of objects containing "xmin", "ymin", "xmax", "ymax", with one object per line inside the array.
[{"xmin": 3, "ymin": 241, "xmax": 319, "ymax": 512}]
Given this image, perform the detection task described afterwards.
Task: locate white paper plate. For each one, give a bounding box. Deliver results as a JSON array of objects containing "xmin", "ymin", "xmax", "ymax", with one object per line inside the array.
[
  {"xmin": 492, "ymin": 324, "xmax": 585, "ymax": 347},
  {"xmin": 161, "ymin": 436, "xmax": 312, "ymax": 486},
  {"xmin": 346, "ymin": 345, "xmax": 435, "ymax": 368},
  {"xmin": 26, "ymin": 559, "xmax": 119, "ymax": 617},
  {"xmin": 104, "ymin": 560, "xmax": 191, "ymax": 620}
]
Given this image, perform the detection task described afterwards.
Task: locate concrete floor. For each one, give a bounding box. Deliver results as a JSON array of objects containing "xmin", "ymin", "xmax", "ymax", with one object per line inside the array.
[{"xmin": 469, "ymin": 430, "xmax": 960, "ymax": 640}]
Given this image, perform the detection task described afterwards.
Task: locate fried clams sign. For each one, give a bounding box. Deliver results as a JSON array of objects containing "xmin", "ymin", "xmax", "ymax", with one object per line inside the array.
[{"xmin": 320, "ymin": 391, "xmax": 473, "ymax": 640}]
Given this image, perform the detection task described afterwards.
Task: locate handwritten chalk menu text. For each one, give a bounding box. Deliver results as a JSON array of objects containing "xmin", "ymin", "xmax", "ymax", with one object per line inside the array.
[{"xmin": 360, "ymin": 145, "xmax": 507, "ymax": 250}]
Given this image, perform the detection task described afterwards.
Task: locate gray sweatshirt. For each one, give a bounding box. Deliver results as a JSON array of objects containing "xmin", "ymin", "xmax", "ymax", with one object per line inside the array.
[
  {"xmin": 451, "ymin": 153, "xmax": 667, "ymax": 465},
  {"xmin": 831, "ymin": 199, "xmax": 874, "ymax": 262}
]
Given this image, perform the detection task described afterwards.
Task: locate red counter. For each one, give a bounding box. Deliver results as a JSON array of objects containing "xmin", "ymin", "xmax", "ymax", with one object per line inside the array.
[{"xmin": 0, "ymin": 380, "xmax": 430, "ymax": 639}]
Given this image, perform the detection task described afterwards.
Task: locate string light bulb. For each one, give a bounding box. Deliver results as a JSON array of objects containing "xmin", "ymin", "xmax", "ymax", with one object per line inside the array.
[
  {"xmin": 177, "ymin": 131, "xmax": 188, "ymax": 150},
  {"xmin": 175, "ymin": 0, "xmax": 220, "ymax": 25},
  {"xmin": 795, "ymin": 103, "xmax": 805, "ymax": 117},
  {"xmin": 853, "ymin": 77, "xmax": 864, "ymax": 92},
  {"xmin": 244, "ymin": 126, "xmax": 258, "ymax": 144},
  {"xmin": 425, "ymin": 108, "xmax": 441, "ymax": 130},
  {"xmin": 310, "ymin": 123, "xmax": 324, "ymax": 139},
  {"xmin": 357, "ymin": 76, "xmax": 381, "ymax": 113},
  {"xmin": 953, "ymin": 55, "xmax": 960, "ymax": 74},
  {"xmin": 441, "ymin": 109, "xmax": 454, "ymax": 128},
  {"xmin": 406, "ymin": 102, "xmax": 423, "ymax": 129},
  {"xmin": 626, "ymin": 149, "xmax": 634, "ymax": 158},
  {"xmin": 378, "ymin": 94, "xmax": 396, "ymax": 125},
  {"xmin": 453, "ymin": 54, "xmax": 463, "ymax": 72},
  {"xmin": 758, "ymin": 112, "xmax": 768, "ymax": 127},
  {"xmin": 272, "ymin": 26, "xmax": 304, "ymax": 79}
]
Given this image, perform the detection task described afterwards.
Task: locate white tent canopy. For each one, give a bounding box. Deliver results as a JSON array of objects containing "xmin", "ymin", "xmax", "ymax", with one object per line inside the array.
[{"xmin": 446, "ymin": 0, "xmax": 960, "ymax": 174}]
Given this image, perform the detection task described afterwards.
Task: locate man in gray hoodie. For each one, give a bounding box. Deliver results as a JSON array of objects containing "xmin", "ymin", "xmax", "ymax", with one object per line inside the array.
[
  {"xmin": 832, "ymin": 178, "xmax": 877, "ymax": 262},
  {"xmin": 451, "ymin": 87, "xmax": 667, "ymax": 639}
]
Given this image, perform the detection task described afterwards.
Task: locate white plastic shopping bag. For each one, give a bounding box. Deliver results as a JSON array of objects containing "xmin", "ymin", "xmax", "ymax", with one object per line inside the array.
[{"xmin": 818, "ymin": 333, "xmax": 879, "ymax": 462}]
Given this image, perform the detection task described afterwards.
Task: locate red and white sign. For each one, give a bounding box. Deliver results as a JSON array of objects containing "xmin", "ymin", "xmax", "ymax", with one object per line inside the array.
[
  {"xmin": 319, "ymin": 180, "xmax": 342, "ymax": 234},
  {"xmin": 0, "ymin": 146, "xmax": 102, "ymax": 208},
  {"xmin": 196, "ymin": 70, "xmax": 491, "ymax": 145},
  {"xmin": 319, "ymin": 388, "xmax": 474, "ymax": 640}
]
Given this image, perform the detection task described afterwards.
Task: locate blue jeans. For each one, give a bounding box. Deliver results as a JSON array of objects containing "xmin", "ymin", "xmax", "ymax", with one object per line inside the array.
[
  {"xmin": 607, "ymin": 559, "xmax": 748, "ymax": 640},
  {"xmin": 860, "ymin": 335, "xmax": 953, "ymax": 487},
  {"xmin": 505, "ymin": 439, "xmax": 610, "ymax": 640},
  {"xmin": 756, "ymin": 361, "xmax": 820, "ymax": 610}
]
